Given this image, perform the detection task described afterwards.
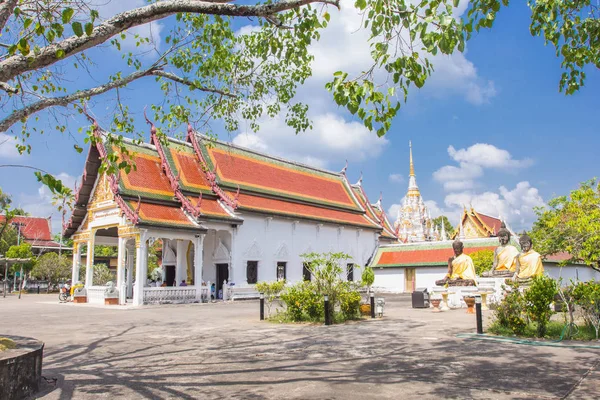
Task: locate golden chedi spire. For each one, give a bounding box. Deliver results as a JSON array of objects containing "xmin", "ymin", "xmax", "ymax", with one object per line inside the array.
[{"xmin": 409, "ymin": 140, "xmax": 415, "ymax": 177}]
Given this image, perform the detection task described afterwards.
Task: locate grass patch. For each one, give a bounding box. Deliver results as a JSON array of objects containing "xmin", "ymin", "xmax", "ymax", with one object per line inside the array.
[
  {"xmin": 267, "ymin": 311, "xmax": 364, "ymax": 325},
  {"xmin": 0, "ymin": 337, "xmax": 17, "ymax": 352},
  {"xmin": 488, "ymin": 321, "xmax": 598, "ymax": 341}
]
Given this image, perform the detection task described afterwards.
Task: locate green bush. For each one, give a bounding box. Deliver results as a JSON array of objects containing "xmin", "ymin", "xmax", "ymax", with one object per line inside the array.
[
  {"xmin": 524, "ymin": 275, "xmax": 558, "ymax": 337},
  {"xmin": 280, "ymin": 283, "xmax": 306, "ymax": 322},
  {"xmin": 256, "ymin": 280, "xmax": 286, "ymax": 318},
  {"xmin": 339, "ymin": 290, "xmax": 361, "ymax": 320},
  {"xmin": 572, "ymin": 280, "xmax": 600, "ymax": 339},
  {"xmin": 493, "ymin": 282, "xmax": 527, "ymax": 335},
  {"xmin": 470, "ymin": 249, "xmax": 495, "ymax": 276}
]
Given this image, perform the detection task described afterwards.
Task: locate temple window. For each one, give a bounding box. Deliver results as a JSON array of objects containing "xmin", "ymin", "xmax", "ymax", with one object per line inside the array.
[
  {"xmin": 276, "ymin": 262, "xmax": 286, "ymax": 281},
  {"xmin": 246, "ymin": 261, "xmax": 258, "ymax": 284},
  {"xmin": 347, "ymin": 263, "xmax": 354, "ymax": 282},
  {"xmin": 303, "ymin": 263, "xmax": 311, "ymax": 281}
]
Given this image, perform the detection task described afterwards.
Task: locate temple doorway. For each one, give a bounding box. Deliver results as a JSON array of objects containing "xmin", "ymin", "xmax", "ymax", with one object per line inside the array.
[
  {"xmin": 165, "ymin": 265, "xmax": 176, "ymax": 286},
  {"xmin": 405, "ymin": 268, "xmax": 416, "ymax": 293},
  {"xmin": 216, "ymin": 263, "xmax": 229, "ymax": 298}
]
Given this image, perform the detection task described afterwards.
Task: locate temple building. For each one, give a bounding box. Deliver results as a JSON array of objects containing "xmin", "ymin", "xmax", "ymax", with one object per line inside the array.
[
  {"xmin": 451, "ymin": 207, "xmax": 513, "ymax": 240},
  {"xmin": 65, "ymin": 122, "xmax": 395, "ymax": 305},
  {"xmin": 0, "ymin": 215, "xmax": 64, "ymax": 255},
  {"xmin": 393, "ymin": 142, "xmax": 439, "ymax": 242}
]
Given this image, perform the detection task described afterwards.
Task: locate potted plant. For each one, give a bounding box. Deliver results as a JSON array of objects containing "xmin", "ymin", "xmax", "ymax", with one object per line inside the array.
[{"xmin": 360, "ymin": 266, "xmax": 375, "ymax": 315}]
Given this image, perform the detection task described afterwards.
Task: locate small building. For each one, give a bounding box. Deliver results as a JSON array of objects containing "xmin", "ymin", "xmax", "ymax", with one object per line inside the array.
[
  {"xmin": 451, "ymin": 208, "xmax": 512, "ymax": 239},
  {"xmin": 0, "ymin": 215, "xmax": 64, "ymax": 255}
]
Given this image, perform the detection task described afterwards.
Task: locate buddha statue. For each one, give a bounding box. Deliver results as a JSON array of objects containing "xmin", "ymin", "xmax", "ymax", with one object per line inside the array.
[
  {"xmin": 435, "ymin": 240, "xmax": 477, "ymax": 286},
  {"xmin": 514, "ymin": 234, "xmax": 544, "ymax": 282},
  {"xmin": 483, "ymin": 223, "xmax": 519, "ymax": 277}
]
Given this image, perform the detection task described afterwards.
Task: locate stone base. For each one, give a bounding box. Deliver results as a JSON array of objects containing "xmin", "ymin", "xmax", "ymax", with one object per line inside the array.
[
  {"xmin": 0, "ymin": 335, "xmax": 44, "ymax": 400},
  {"xmin": 73, "ymin": 296, "xmax": 87, "ymax": 304},
  {"xmin": 434, "ymin": 279, "xmax": 477, "ymax": 287},
  {"xmin": 104, "ymin": 297, "xmax": 119, "ymax": 305}
]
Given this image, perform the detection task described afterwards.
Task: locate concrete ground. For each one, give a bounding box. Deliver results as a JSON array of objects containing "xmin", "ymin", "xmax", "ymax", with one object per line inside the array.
[{"xmin": 1, "ymin": 293, "xmax": 599, "ymax": 400}]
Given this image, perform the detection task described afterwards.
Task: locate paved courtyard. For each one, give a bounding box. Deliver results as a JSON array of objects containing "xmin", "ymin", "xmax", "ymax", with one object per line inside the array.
[{"xmin": 2, "ymin": 293, "xmax": 599, "ymax": 399}]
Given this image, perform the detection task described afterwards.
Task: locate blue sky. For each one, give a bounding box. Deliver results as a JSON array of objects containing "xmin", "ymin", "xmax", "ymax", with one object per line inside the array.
[{"xmin": 1, "ymin": 0, "xmax": 598, "ymax": 234}]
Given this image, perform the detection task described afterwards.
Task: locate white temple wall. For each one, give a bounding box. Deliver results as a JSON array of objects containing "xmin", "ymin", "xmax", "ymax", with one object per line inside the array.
[
  {"xmin": 373, "ymin": 268, "xmax": 405, "ymax": 292},
  {"xmin": 416, "ymin": 267, "xmax": 448, "ymax": 290},
  {"xmin": 545, "ymin": 264, "xmax": 600, "ymax": 284},
  {"xmin": 230, "ymin": 214, "xmax": 380, "ymax": 287}
]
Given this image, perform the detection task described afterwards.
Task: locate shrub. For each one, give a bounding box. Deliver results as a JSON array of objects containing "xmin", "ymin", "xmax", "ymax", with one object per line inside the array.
[
  {"xmin": 493, "ymin": 282, "xmax": 527, "ymax": 335},
  {"xmin": 339, "ymin": 290, "xmax": 361, "ymax": 320},
  {"xmin": 571, "ymin": 280, "xmax": 600, "ymax": 339},
  {"xmin": 256, "ymin": 280, "xmax": 286, "ymax": 318},
  {"xmin": 280, "ymin": 283, "xmax": 306, "ymax": 322},
  {"xmin": 361, "ymin": 266, "xmax": 375, "ymax": 297},
  {"xmin": 523, "ymin": 275, "xmax": 558, "ymax": 337},
  {"xmin": 470, "ymin": 249, "xmax": 495, "ymax": 276}
]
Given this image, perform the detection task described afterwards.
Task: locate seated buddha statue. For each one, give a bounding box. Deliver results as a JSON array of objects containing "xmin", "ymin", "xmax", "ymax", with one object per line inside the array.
[
  {"xmin": 514, "ymin": 234, "xmax": 544, "ymax": 283},
  {"xmin": 483, "ymin": 223, "xmax": 519, "ymax": 277},
  {"xmin": 435, "ymin": 240, "xmax": 477, "ymax": 287}
]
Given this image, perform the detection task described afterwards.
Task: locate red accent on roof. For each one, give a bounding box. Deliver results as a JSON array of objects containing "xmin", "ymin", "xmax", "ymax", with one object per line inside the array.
[
  {"xmin": 233, "ymin": 192, "xmax": 380, "ymax": 228},
  {"xmin": 210, "ymin": 149, "xmax": 357, "ymax": 208},
  {"xmin": 377, "ymin": 246, "xmax": 496, "ymax": 266},
  {"xmin": 171, "ymin": 148, "xmax": 211, "ymax": 190},
  {"xmin": 187, "ymin": 196, "xmax": 234, "ymax": 219},
  {"xmin": 476, "ymin": 213, "xmax": 502, "ymax": 235},
  {"xmin": 545, "ymin": 252, "xmax": 572, "ymax": 262},
  {"xmin": 129, "ymin": 201, "xmax": 194, "ymax": 227},
  {"xmin": 121, "ymin": 153, "xmax": 173, "ymax": 195},
  {"xmin": 0, "ymin": 215, "xmax": 54, "ymax": 241}
]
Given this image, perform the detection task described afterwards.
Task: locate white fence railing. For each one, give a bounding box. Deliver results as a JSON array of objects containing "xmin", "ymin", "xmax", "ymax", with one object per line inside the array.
[
  {"xmin": 87, "ymin": 286, "xmax": 106, "ymax": 304},
  {"xmin": 143, "ymin": 286, "xmax": 208, "ymax": 304}
]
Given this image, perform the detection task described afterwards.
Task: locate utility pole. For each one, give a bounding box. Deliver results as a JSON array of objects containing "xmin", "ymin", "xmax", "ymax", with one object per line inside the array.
[{"xmin": 13, "ymin": 222, "xmax": 22, "ymax": 292}]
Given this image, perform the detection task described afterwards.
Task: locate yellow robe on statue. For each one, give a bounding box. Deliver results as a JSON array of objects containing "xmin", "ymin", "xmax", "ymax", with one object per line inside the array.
[
  {"xmin": 495, "ymin": 245, "xmax": 520, "ymax": 272},
  {"xmin": 451, "ymin": 253, "xmax": 477, "ymax": 283},
  {"xmin": 517, "ymin": 250, "xmax": 544, "ymax": 279}
]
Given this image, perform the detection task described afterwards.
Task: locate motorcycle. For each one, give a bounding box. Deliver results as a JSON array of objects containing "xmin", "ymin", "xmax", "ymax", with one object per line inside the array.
[{"xmin": 59, "ymin": 284, "xmax": 71, "ymax": 302}]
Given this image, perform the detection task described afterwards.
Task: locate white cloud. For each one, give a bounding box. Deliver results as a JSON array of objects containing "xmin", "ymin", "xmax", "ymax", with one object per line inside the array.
[
  {"xmin": 95, "ymin": 0, "xmax": 163, "ymax": 55},
  {"xmin": 434, "ymin": 143, "xmax": 533, "ymax": 192},
  {"xmin": 232, "ymin": 113, "xmax": 388, "ymax": 169},
  {"xmin": 443, "ymin": 181, "xmax": 545, "ymax": 230},
  {"xmin": 16, "ymin": 172, "xmax": 78, "ymax": 234},
  {"xmin": 0, "ymin": 133, "xmax": 21, "ymax": 159},
  {"xmin": 388, "ymin": 173, "xmax": 404, "ymax": 184}
]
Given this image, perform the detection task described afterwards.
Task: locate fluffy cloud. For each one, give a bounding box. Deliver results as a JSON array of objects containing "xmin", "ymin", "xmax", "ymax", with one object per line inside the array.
[
  {"xmin": 16, "ymin": 173, "xmax": 78, "ymax": 234},
  {"xmin": 0, "ymin": 133, "xmax": 21, "ymax": 159},
  {"xmin": 434, "ymin": 143, "xmax": 533, "ymax": 191},
  {"xmin": 443, "ymin": 181, "xmax": 545, "ymax": 230},
  {"xmin": 388, "ymin": 173, "xmax": 404, "ymax": 184},
  {"xmin": 95, "ymin": 0, "xmax": 163, "ymax": 55},
  {"xmin": 232, "ymin": 113, "xmax": 388, "ymax": 169}
]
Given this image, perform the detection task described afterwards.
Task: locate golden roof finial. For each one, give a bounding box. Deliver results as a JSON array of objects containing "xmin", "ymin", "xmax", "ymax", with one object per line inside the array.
[{"xmin": 409, "ymin": 140, "xmax": 415, "ymax": 177}]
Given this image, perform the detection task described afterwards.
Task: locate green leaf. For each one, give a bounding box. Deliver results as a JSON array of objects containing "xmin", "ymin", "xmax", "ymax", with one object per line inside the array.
[
  {"xmin": 72, "ymin": 22, "xmax": 83, "ymax": 37},
  {"xmin": 56, "ymin": 49, "xmax": 65, "ymax": 58},
  {"xmin": 62, "ymin": 8, "xmax": 74, "ymax": 24},
  {"xmin": 74, "ymin": 144, "xmax": 83, "ymax": 154},
  {"xmin": 85, "ymin": 22, "xmax": 93, "ymax": 36},
  {"xmin": 23, "ymin": 18, "xmax": 33, "ymax": 30},
  {"xmin": 355, "ymin": 0, "xmax": 367, "ymax": 10}
]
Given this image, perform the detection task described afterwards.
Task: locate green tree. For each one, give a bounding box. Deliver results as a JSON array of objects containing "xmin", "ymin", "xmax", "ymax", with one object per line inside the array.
[
  {"xmin": 79, "ymin": 264, "xmax": 114, "ymax": 286},
  {"xmin": 531, "ymin": 179, "xmax": 600, "ymax": 271},
  {"xmin": 432, "ymin": 216, "xmax": 455, "ymax": 238},
  {"xmin": 0, "ymin": 0, "xmax": 597, "ymax": 194},
  {"xmin": 523, "ymin": 275, "xmax": 558, "ymax": 337},
  {"xmin": 470, "ymin": 249, "xmax": 494, "ymax": 276},
  {"xmin": 30, "ymin": 252, "xmax": 71, "ymax": 291}
]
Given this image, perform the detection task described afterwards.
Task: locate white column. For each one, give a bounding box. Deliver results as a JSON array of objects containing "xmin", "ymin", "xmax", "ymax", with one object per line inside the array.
[
  {"xmin": 194, "ymin": 235, "xmax": 204, "ymax": 300},
  {"xmin": 133, "ymin": 235, "xmax": 148, "ymax": 306},
  {"xmin": 175, "ymin": 239, "xmax": 187, "ymax": 286},
  {"xmin": 85, "ymin": 230, "xmax": 95, "ymax": 288},
  {"xmin": 230, "ymin": 228, "xmax": 237, "ymax": 284},
  {"xmin": 117, "ymin": 236, "xmax": 126, "ymax": 305},
  {"xmin": 126, "ymin": 245, "xmax": 134, "ymax": 298},
  {"xmin": 71, "ymin": 242, "xmax": 81, "ymax": 284}
]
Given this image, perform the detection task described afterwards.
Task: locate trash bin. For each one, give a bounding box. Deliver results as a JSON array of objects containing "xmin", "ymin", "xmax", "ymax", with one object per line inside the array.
[{"xmin": 411, "ymin": 288, "xmax": 430, "ymax": 308}]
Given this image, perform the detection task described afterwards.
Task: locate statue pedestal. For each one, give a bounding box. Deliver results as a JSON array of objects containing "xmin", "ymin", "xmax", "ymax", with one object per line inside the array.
[
  {"xmin": 477, "ymin": 277, "xmax": 506, "ymax": 305},
  {"xmin": 431, "ymin": 286, "xmax": 478, "ymax": 309}
]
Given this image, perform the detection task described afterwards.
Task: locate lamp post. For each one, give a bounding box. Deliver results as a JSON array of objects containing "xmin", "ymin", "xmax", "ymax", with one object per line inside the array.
[
  {"xmin": 475, "ymin": 296, "xmax": 483, "ymax": 334},
  {"xmin": 370, "ymin": 292, "xmax": 375, "ymax": 319},
  {"xmin": 324, "ymin": 295, "xmax": 331, "ymax": 326},
  {"xmin": 259, "ymin": 293, "xmax": 265, "ymax": 321}
]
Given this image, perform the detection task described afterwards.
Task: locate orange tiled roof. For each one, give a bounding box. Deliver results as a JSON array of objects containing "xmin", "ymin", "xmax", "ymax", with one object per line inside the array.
[
  {"xmin": 204, "ymin": 141, "xmax": 362, "ymax": 211},
  {"xmin": 126, "ymin": 200, "xmax": 196, "ymax": 228},
  {"xmin": 232, "ymin": 192, "xmax": 380, "ymax": 229},
  {"xmin": 186, "ymin": 196, "xmax": 238, "ymax": 220}
]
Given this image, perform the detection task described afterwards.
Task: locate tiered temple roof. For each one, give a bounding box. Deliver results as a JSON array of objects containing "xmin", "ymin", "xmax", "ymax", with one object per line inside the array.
[
  {"xmin": 351, "ymin": 182, "xmax": 398, "ymax": 242},
  {"xmin": 451, "ymin": 208, "xmax": 509, "ymax": 239},
  {"xmin": 0, "ymin": 215, "xmax": 62, "ymax": 251},
  {"xmin": 65, "ymin": 123, "xmax": 389, "ymax": 237}
]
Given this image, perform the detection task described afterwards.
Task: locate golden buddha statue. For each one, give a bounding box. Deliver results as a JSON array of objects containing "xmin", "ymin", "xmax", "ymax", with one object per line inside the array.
[
  {"xmin": 483, "ymin": 223, "xmax": 519, "ymax": 277},
  {"xmin": 435, "ymin": 240, "xmax": 477, "ymax": 286},
  {"xmin": 515, "ymin": 234, "xmax": 544, "ymax": 281}
]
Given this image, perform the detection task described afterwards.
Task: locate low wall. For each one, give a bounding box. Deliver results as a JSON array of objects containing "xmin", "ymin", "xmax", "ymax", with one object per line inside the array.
[{"xmin": 0, "ymin": 335, "xmax": 44, "ymax": 400}]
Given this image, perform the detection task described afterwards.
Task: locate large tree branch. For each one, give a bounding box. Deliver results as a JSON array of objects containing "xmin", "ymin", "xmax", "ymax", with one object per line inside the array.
[
  {"xmin": 0, "ymin": 0, "xmax": 18, "ymax": 32},
  {"xmin": 0, "ymin": 0, "xmax": 339, "ymax": 84},
  {"xmin": 0, "ymin": 67, "xmax": 236, "ymax": 132}
]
